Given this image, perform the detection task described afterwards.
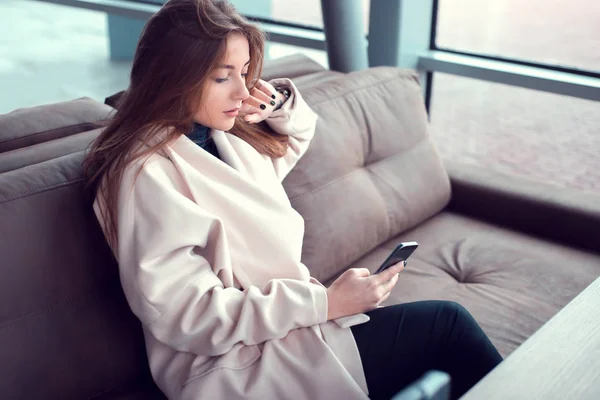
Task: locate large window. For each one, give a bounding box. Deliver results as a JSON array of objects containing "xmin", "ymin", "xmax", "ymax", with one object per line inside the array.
[
  {"xmin": 231, "ymin": 0, "xmax": 370, "ymax": 32},
  {"xmin": 429, "ymin": 73, "xmax": 600, "ymax": 192},
  {"xmin": 436, "ymin": 0, "xmax": 600, "ymax": 73},
  {"xmin": 425, "ymin": 0, "xmax": 600, "ymax": 192},
  {"xmin": 271, "ymin": 0, "xmax": 325, "ymax": 28}
]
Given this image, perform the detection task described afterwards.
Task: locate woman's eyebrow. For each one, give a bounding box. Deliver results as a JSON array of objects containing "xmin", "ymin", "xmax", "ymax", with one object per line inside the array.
[{"xmin": 218, "ymin": 59, "xmax": 251, "ymax": 69}]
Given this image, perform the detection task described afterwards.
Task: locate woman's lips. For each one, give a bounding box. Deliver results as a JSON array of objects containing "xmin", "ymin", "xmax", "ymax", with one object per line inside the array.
[{"xmin": 224, "ymin": 107, "xmax": 240, "ymax": 117}]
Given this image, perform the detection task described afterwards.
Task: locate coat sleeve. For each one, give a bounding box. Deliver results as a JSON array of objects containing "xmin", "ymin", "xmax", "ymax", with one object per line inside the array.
[
  {"xmin": 265, "ymin": 78, "xmax": 318, "ymax": 181},
  {"xmin": 112, "ymin": 159, "xmax": 328, "ymax": 357}
]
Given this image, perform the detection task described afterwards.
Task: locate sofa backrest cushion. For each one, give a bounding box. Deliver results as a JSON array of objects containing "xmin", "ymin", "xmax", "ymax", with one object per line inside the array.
[
  {"xmin": 0, "ymin": 128, "xmax": 101, "ymax": 174},
  {"xmin": 0, "ymin": 97, "xmax": 112, "ymax": 153},
  {"xmin": 0, "ymin": 152, "xmax": 157, "ymax": 398},
  {"xmin": 262, "ymin": 53, "xmax": 326, "ymax": 81},
  {"xmin": 283, "ymin": 67, "xmax": 451, "ymax": 282}
]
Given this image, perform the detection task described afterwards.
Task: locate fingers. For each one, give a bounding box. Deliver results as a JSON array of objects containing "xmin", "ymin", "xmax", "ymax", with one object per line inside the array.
[
  {"xmin": 244, "ymin": 112, "xmax": 263, "ymax": 124},
  {"xmin": 240, "ymin": 96, "xmax": 265, "ymax": 124},
  {"xmin": 374, "ymin": 261, "xmax": 405, "ymax": 284},
  {"xmin": 380, "ymin": 271, "xmax": 399, "ymax": 294},
  {"xmin": 350, "ymin": 268, "xmax": 371, "ymax": 278},
  {"xmin": 374, "ymin": 272, "xmax": 400, "ymax": 308},
  {"xmin": 239, "ymin": 87, "xmax": 279, "ymax": 124},
  {"xmin": 252, "ymin": 87, "xmax": 276, "ymax": 105},
  {"xmin": 237, "ymin": 79, "xmax": 280, "ymax": 124},
  {"xmin": 240, "ymin": 88, "xmax": 276, "ymax": 113},
  {"xmin": 357, "ymin": 268, "xmax": 371, "ymax": 278},
  {"xmin": 378, "ymin": 291, "xmax": 392, "ymax": 307},
  {"xmin": 241, "ymin": 96, "xmax": 264, "ymax": 112},
  {"xmin": 254, "ymin": 79, "xmax": 277, "ymax": 99}
]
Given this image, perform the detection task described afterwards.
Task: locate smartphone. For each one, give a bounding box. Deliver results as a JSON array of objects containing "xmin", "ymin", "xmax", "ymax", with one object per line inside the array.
[{"xmin": 375, "ymin": 241, "xmax": 419, "ymax": 274}]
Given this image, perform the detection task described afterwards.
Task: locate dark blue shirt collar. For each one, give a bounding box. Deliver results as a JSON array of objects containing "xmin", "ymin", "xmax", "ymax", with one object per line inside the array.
[
  {"xmin": 188, "ymin": 123, "xmax": 211, "ymax": 145},
  {"xmin": 187, "ymin": 123, "xmax": 221, "ymax": 160}
]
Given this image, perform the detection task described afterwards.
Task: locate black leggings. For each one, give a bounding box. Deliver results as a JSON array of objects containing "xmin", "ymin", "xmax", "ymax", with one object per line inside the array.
[{"xmin": 351, "ymin": 301, "xmax": 503, "ymax": 400}]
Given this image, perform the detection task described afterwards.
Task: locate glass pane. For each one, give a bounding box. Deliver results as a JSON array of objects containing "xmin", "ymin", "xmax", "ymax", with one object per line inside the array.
[
  {"xmin": 267, "ymin": 43, "xmax": 328, "ymax": 68},
  {"xmin": 436, "ymin": 0, "xmax": 600, "ymax": 73},
  {"xmin": 231, "ymin": 0, "xmax": 370, "ymax": 31},
  {"xmin": 429, "ymin": 73, "xmax": 600, "ymax": 193},
  {"xmin": 272, "ymin": 0, "xmax": 324, "ymax": 28}
]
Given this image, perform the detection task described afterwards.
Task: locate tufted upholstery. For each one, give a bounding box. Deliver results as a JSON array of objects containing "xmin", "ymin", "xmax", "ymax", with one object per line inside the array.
[
  {"xmin": 279, "ymin": 64, "xmax": 600, "ymax": 359},
  {"xmin": 283, "ymin": 67, "xmax": 451, "ymax": 283},
  {"xmin": 331, "ymin": 212, "xmax": 600, "ymax": 357}
]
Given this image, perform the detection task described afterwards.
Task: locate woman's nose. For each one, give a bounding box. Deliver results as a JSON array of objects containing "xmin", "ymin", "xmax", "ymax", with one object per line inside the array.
[{"xmin": 235, "ymin": 80, "xmax": 250, "ymax": 101}]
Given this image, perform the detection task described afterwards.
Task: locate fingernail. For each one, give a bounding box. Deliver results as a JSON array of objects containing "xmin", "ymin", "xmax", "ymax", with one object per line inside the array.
[
  {"xmin": 260, "ymin": 104, "xmax": 266, "ymax": 110},
  {"xmin": 270, "ymin": 100, "xmax": 276, "ymax": 106},
  {"xmin": 271, "ymin": 94, "xmax": 276, "ymax": 99}
]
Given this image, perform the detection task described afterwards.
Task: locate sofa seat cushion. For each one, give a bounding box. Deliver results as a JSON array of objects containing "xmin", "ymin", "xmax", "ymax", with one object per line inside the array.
[
  {"xmin": 335, "ymin": 212, "xmax": 600, "ymax": 357},
  {"xmin": 284, "ymin": 67, "xmax": 451, "ymax": 283},
  {"xmin": 0, "ymin": 97, "xmax": 112, "ymax": 153}
]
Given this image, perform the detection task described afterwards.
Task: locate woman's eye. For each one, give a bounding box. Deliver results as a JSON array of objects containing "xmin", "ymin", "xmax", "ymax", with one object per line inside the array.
[{"xmin": 216, "ymin": 73, "xmax": 247, "ymax": 83}]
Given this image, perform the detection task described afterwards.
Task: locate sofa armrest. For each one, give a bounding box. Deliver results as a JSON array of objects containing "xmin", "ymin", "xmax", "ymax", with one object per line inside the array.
[{"xmin": 446, "ymin": 161, "xmax": 600, "ymax": 254}]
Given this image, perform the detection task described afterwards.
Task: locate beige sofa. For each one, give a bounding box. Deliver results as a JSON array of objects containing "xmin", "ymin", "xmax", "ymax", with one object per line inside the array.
[{"xmin": 1, "ymin": 54, "xmax": 599, "ymax": 399}]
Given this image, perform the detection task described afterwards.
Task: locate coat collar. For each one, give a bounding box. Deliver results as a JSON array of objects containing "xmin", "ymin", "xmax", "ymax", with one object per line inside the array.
[{"xmin": 163, "ymin": 130, "xmax": 251, "ymax": 181}]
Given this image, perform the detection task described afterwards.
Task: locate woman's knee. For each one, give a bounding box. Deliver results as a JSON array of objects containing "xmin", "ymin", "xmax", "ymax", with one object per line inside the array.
[
  {"xmin": 438, "ymin": 301, "xmax": 499, "ymax": 354},
  {"xmin": 416, "ymin": 300, "xmax": 471, "ymax": 322},
  {"xmin": 375, "ymin": 300, "xmax": 481, "ymax": 338},
  {"xmin": 441, "ymin": 301, "xmax": 472, "ymax": 321},
  {"xmin": 435, "ymin": 301, "xmax": 483, "ymax": 335}
]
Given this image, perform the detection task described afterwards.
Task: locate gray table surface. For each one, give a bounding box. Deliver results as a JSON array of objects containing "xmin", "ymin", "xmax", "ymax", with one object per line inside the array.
[{"xmin": 461, "ymin": 277, "xmax": 600, "ymax": 399}]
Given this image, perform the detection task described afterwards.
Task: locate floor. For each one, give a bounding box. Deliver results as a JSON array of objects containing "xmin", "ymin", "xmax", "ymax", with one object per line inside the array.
[{"xmin": 1, "ymin": 0, "xmax": 599, "ymax": 193}]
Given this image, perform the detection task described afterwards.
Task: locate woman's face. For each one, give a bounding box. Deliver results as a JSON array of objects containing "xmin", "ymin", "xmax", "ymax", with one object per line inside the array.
[{"xmin": 194, "ymin": 33, "xmax": 251, "ymax": 131}]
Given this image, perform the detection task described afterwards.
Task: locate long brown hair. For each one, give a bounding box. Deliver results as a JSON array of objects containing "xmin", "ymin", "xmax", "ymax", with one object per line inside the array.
[{"xmin": 83, "ymin": 0, "xmax": 289, "ymax": 249}]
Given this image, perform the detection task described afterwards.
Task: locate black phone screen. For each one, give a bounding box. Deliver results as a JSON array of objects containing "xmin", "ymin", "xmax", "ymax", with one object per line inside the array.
[{"xmin": 375, "ymin": 242, "xmax": 418, "ymax": 274}]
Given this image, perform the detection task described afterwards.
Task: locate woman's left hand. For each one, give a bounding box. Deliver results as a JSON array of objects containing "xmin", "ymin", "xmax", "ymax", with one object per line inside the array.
[{"xmin": 239, "ymin": 79, "xmax": 286, "ymax": 124}]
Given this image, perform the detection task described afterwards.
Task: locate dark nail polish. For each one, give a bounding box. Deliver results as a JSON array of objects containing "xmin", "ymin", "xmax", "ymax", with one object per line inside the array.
[
  {"xmin": 260, "ymin": 104, "xmax": 266, "ymax": 110},
  {"xmin": 270, "ymin": 100, "xmax": 276, "ymax": 106},
  {"xmin": 271, "ymin": 94, "xmax": 276, "ymax": 99}
]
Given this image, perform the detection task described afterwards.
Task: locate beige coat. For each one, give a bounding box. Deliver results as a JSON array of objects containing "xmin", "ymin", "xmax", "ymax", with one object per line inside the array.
[{"xmin": 94, "ymin": 79, "xmax": 370, "ymax": 400}]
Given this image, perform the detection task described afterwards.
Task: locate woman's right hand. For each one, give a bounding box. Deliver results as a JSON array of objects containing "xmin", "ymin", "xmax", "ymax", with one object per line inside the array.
[{"xmin": 326, "ymin": 262, "xmax": 405, "ymax": 320}]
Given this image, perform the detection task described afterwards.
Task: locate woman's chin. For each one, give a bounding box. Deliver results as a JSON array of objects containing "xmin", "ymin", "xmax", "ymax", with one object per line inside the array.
[{"xmin": 216, "ymin": 118, "xmax": 236, "ymax": 132}]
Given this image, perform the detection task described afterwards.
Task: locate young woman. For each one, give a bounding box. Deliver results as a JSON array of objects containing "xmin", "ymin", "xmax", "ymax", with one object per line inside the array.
[{"xmin": 84, "ymin": 1, "xmax": 502, "ymax": 399}]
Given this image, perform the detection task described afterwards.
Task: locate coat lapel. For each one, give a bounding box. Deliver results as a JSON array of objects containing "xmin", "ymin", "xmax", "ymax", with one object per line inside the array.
[
  {"xmin": 211, "ymin": 130, "xmax": 252, "ymax": 177},
  {"xmin": 164, "ymin": 130, "xmax": 280, "ymax": 208},
  {"xmin": 164, "ymin": 131, "xmax": 246, "ymax": 179}
]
